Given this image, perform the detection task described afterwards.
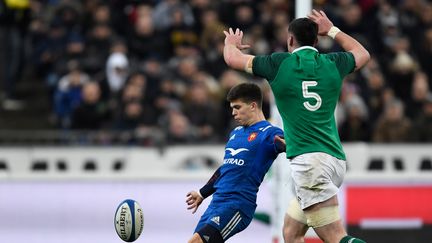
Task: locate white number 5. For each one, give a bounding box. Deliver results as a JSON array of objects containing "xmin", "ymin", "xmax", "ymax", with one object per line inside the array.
[{"xmin": 302, "ymin": 81, "xmax": 321, "ymax": 111}]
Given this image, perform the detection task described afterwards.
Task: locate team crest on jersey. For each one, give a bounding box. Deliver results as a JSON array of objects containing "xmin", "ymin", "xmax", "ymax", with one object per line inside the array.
[{"xmin": 248, "ymin": 132, "xmax": 258, "ymax": 142}]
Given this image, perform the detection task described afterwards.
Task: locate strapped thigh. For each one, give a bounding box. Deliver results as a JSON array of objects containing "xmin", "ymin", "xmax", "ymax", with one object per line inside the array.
[{"xmin": 286, "ymin": 198, "xmax": 307, "ymax": 224}]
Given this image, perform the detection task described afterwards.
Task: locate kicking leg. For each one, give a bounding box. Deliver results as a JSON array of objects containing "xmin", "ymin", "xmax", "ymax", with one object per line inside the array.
[
  {"xmin": 188, "ymin": 233, "xmax": 204, "ymax": 243},
  {"xmin": 189, "ymin": 224, "xmax": 224, "ymax": 243}
]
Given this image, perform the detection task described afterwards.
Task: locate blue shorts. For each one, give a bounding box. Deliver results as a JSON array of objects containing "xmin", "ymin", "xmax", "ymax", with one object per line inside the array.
[{"xmin": 194, "ymin": 204, "xmax": 253, "ymax": 241}]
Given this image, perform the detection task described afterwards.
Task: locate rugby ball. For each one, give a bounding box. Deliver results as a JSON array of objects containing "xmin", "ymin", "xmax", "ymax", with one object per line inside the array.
[{"xmin": 114, "ymin": 199, "xmax": 144, "ymax": 242}]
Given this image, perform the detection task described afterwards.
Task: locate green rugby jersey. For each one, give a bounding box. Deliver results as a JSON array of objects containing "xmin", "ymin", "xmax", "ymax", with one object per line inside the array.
[{"xmin": 253, "ymin": 46, "xmax": 355, "ymax": 160}]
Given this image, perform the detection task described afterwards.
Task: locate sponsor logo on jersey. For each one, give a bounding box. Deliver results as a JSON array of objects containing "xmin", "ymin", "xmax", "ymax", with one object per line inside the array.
[
  {"xmin": 225, "ymin": 148, "xmax": 249, "ymax": 156},
  {"xmin": 248, "ymin": 132, "xmax": 258, "ymax": 142},
  {"xmin": 223, "ymin": 158, "xmax": 245, "ymax": 166},
  {"xmin": 211, "ymin": 216, "xmax": 220, "ymax": 225}
]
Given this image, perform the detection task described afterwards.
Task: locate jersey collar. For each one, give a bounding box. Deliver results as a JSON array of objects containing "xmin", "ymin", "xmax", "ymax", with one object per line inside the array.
[
  {"xmin": 292, "ymin": 46, "xmax": 318, "ymax": 54},
  {"xmin": 244, "ymin": 120, "xmax": 268, "ymax": 130}
]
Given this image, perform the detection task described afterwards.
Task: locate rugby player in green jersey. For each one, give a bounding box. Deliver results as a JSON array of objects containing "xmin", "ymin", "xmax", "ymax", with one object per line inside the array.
[{"xmin": 223, "ymin": 9, "xmax": 370, "ymax": 243}]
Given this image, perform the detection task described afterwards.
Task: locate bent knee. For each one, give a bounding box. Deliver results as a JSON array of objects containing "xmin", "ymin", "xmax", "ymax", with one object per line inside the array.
[
  {"xmin": 283, "ymin": 230, "xmax": 305, "ymax": 243},
  {"xmin": 282, "ymin": 216, "xmax": 307, "ymax": 243}
]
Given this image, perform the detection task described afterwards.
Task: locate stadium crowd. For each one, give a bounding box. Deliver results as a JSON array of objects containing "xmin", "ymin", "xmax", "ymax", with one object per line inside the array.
[{"xmin": 1, "ymin": 0, "xmax": 432, "ymax": 144}]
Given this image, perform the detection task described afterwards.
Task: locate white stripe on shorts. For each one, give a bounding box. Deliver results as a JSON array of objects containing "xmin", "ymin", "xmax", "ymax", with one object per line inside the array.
[
  {"xmin": 221, "ymin": 212, "xmax": 242, "ymax": 239},
  {"xmin": 221, "ymin": 212, "xmax": 239, "ymax": 234}
]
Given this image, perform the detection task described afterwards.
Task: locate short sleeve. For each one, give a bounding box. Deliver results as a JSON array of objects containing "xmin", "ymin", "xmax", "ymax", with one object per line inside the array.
[
  {"xmin": 325, "ymin": 52, "xmax": 355, "ymax": 78},
  {"xmin": 253, "ymin": 52, "xmax": 290, "ymax": 82},
  {"xmin": 264, "ymin": 127, "xmax": 285, "ymax": 153}
]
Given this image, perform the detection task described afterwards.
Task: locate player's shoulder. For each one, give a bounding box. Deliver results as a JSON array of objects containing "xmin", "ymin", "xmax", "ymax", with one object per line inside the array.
[
  {"xmin": 228, "ymin": 126, "xmax": 243, "ymax": 137},
  {"xmin": 270, "ymin": 52, "xmax": 291, "ymax": 58},
  {"xmin": 322, "ymin": 51, "xmax": 354, "ymax": 61},
  {"xmin": 255, "ymin": 52, "xmax": 291, "ymax": 64},
  {"xmin": 256, "ymin": 122, "xmax": 283, "ymax": 136},
  {"xmin": 234, "ymin": 126, "xmax": 243, "ymax": 131}
]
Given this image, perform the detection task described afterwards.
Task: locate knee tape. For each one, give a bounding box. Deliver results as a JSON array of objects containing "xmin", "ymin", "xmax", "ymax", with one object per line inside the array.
[
  {"xmin": 305, "ymin": 206, "xmax": 340, "ymax": 228},
  {"xmin": 286, "ymin": 199, "xmax": 307, "ymax": 224}
]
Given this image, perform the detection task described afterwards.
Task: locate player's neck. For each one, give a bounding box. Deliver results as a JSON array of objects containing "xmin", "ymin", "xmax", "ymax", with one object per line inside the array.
[{"xmin": 245, "ymin": 113, "xmax": 266, "ymax": 127}]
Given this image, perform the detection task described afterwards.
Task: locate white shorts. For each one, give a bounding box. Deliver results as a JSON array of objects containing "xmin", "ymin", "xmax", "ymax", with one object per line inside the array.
[{"xmin": 289, "ymin": 152, "xmax": 346, "ymax": 209}]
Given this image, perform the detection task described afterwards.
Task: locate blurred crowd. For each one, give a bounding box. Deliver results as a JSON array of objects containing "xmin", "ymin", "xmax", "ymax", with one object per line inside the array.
[{"xmin": 1, "ymin": 0, "xmax": 432, "ymax": 145}]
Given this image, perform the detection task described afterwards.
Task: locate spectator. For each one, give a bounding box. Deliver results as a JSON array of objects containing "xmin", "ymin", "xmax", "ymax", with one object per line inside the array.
[
  {"xmin": 339, "ymin": 101, "xmax": 372, "ymax": 142},
  {"xmin": 0, "ymin": 0, "xmax": 30, "ymax": 110},
  {"xmin": 373, "ymin": 98, "xmax": 413, "ymax": 142},
  {"xmin": 53, "ymin": 61, "xmax": 89, "ymax": 128},
  {"xmin": 127, "ymin": 4, "xmax": 170, "ymax": 61},
  {"xmin": 387, "ymin": 36, "xmax": 418, "ymax": 103},
  {"xmin": 183, "ymin": 83, "xmax": 220, "ymax": 142},
  {"xmin": 362, "ymin": 68, "xmax": 387, "ymax": 124},
  {"xmin": 106, "ymin": 52, "xmax": 129, "ymax": 95},
  {"xmin": 167, "ymin": 7, "xmax": 199, "ymax": 54},
  {"xmin": 199, "ymin": 9, "xmax": 227, "ymax": 78},
  {"xmin": 125, "ymin": 71, "xmax": 151, "ymax": 103},
  {"xmin": 338, "ymin": 3, "xmax": 368, "ymax": 39},
  {"xmin": 71, "ymin": 82, "xmax": 110, "ymax": 130},
  {"xmin": 413, "ymin": 96, "xmax": 432, "ymax": 142},
  {"xmin": 83, "ymin": 23, "xmax": 113, "ymax": 75},
  {"xmin": 232, "ymin": 4, "xmax": 257, "ymax": 32},
  {"xmin": 152, "ymin": 0, "xmax": 195, "ymax": 31},
  {"xmin": 164, "ymin": 108, "xmax": 196, "ymax": 145},
  {"xmin": 154, "ymin": 77, "xmax": 182, "ymax": 118},
  {"xmin": 418, "ymin": 27, "xmax": 432, "ymax": 84},
  {"xmin": 114, "ymin": 100, "xmax": 156, "ymax": 131},
  {"xmin": 406, "ymin": 72, "xmax": 431, "ymax": 119}
]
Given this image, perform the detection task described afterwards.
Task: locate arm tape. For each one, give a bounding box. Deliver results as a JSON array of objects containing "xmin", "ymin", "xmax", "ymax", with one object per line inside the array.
[
  {"xmin": 327, "ymin": 26, "xmax": 341, "ymax": 39},
  {"xmin": 244, "ymin": 57, "xmax": 253, "ymax": 74},
  {"xmin": 199, "ymin": 167, "xmax": 221, "ymax": 198},
  {"xmin": 199, "ymin": 184, "xmax": 215, "ymax": 199}
]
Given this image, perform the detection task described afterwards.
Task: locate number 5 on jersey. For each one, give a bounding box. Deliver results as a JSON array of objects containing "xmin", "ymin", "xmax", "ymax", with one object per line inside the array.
[{"xmin": 302, "ymin": 81, "xmax": 321, "ymax": 111}]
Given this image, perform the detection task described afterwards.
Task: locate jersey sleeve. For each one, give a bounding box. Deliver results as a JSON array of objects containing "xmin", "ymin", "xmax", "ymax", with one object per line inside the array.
[
  {"xmin": 252, "ymin": 52, "xmax": 290, "ymax": 82},
  {"xmin": 264, "ymin": 127, "xmax": 285, "ymax": 154},
  {"xmin": 325, "ymin": 52, "xmax": 356, "ymax": 78}
]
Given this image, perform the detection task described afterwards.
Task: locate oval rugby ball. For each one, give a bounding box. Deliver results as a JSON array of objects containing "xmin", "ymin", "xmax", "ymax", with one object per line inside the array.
[{"xmin": 114, "ymin": 199, "xmax": 144, "ymax": 242}]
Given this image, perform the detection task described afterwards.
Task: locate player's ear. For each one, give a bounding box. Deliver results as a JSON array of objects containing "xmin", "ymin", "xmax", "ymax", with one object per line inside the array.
[
  {"xmin": 289, "ymin": 36, "xmax": 294, "ymax": 47},
  {"xmin": 251, "ymin": 101, "xmax": 258, "ymax": 110},
  {"xmin": 249, "ymin": 102, "xmax": 254, "ymax": 109}
]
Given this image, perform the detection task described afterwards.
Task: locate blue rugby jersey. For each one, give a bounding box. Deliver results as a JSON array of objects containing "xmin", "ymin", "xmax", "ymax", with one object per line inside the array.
[{"xmin": 210, "ymin": 120, "xmax": 283, "ymax": 216}]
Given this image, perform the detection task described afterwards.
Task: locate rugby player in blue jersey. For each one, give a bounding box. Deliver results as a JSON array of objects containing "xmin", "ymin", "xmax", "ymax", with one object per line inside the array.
[{"xmin": 186, "ymin": 82, "xmax": 285, "ymax": 243}]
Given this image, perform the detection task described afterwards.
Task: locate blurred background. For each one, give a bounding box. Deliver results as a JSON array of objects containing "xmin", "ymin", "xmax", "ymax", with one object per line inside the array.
[{"xmin": 0, "ymin": 0, "xmax": 431, "ymax": 242}]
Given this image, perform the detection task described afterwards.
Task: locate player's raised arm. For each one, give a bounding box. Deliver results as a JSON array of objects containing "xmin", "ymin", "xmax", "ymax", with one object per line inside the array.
[
  {"xmin": 308, "ymin": 9, "xmax": 370, "ymax": 71},
  {"xmin": 223, "ymin": 28, "xmax": 255, "ymax": 73}
]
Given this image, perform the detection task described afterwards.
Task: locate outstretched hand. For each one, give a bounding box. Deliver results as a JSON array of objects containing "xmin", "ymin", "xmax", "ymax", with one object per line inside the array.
[
  {"xmin": 186, "ymin": 191, "xmax": 204, "ymax": 214},
  {"xmin": 307, "ymin": 9, "xmax": 334, "ymax": 36},
  {"xmin": 223, "ymin": 28, "xmax": 251, "ymax": 50}
]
